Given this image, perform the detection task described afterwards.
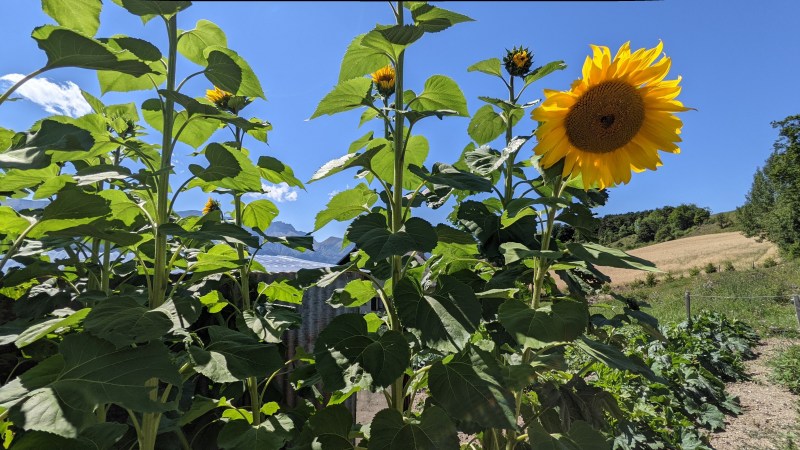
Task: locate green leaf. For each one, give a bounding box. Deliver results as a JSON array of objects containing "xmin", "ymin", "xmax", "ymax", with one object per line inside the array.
[
  {"xmin": 32, "ymin": 26, "xmax": 153, "ymax": 75},
  {"xmin": 345, "ymin": 214, "xmax": 437, "ymax": 261},
  {"xmin": 42, "ymin": 0, "xmax": 102, "ymax": 36},
  {"xmin": 410, "ymin": 3, "xmax": 473, "ymax": 33},
  {"xmin": 468, "ymin": 104, "xmax": 505, "ymax": 145},
  {"xmin": 524, "ymin": 60, "xmax": 567, "ymax": 87},
  {"xmin": 574, "ymin": 336, "xmax": 657, "ymax": 380},
  {"xmin": 259, "ymin": 280, "xmax": 303, "ymax": 304},
  {"xmin": 0, "ymin": 335, "xmax": 180, "ymax": 438},
  {"xmin": 96, "ymin": 37, "xmax": 165, "ymax": 93},
  {"xmin": 395, "ymin": 275, "xmax": 481, "ymax": 353},
  {"xmin": 308, "ymin": 144, "xmax": 385, "ymax": 183},
  {"xmin": 203, "ymin": 46, "xmax": 265, "ymax": 99},
  {"xmin": 257, "ymin": 156, "xmax": 304, "ymax": 188},
  {"xmin": 191, "ymin": 244, "xmax": 245, "ymax": 276},
  {"xmin": 242, "ymin": 199, "xmax": 279, "ymax": 232},
  {"xmin": 0, "ymin": 207, "xmax": 33, "ymax": 236},
  {"xmin": 111, "ymin": 0, "xmax": 190, "ymax": 22},
  {"xmin": 566, "ymin": 242, "xmax": 659, "ymax": 272},
  {"xmin": 527, "ymin": 420, "xmax": 610, "ymax": 450},
  {"xmin": 10, "ymin": 422, "xmax": 128, "ymax": 450},
  {"xmin": 179, "ymin": 20, "xmax": 227, "ymax": 66},
  {"xmin": 15, "ymin": 309, "xmax": 91, "ymax": 348},
  {"xmin": 428, "ymin": 345, "xmax": 517, "ymax": 429},
  {"xmin": 29, "ymin": 189, "xmax": 111, "ymax": 238},
  {"xmin": 370, "ymin": 407, "xmax": 459, "ymax": 450},
  {"xmin": 188, "ymin": 143, "xmax": 263, "ymax": 192},
  {"xmin": 409, "ymin": 163, "xmax": 493, "ymax": 193},
  {"xmin": 314, "ymin": 184, "xmax": 377, "ymax": 231},
  {"xmin": 241, "ymin": 307, "xmax": 301, "ymax": 344},
  {"xmin": 467, "ymin": 58, "xmax": 502, "ymax": 78},
  {"xmin": 311, "ymin": 78, "xmax": 373, "ymax": 119},
  {"xmin": 499, "ymin": 242, "xmax": 562, "ymax": 265},
  {"xmin": 338, "ymin": 34, "xmax": 390, "ymax": 82},
  {"xmin": 83, "ymin": 297, "xmax": 173, "ymax": 347},
  {"xmin": 498, "ymin": 299, "xmax": 588, "ymax": 349},
  {"xmin": 217, "ymin": 415, "xmax": 294, "ymax": 450},
  {"xmin": 0, "ymin": 119, "xmax": 94, "ymax": 171},
  {"xmin": 329, "ymin": 279, "xmax": 377, "ymax": 308},
  {"xmin": 315, "ymin": 314, "xmax": 409, "ymax": 391},
  {"xmin": 141, "ymin": 98, "xmax": 217, "ymax": 149},
  {"xmin": 369, "ymin": 135, "xmax": 429, "ymax": 190},
  {"xmin": 189, "ymin": 326, "xmax": 283, "ymax": 383},
  {"xmin": 410, "ymin": 75, "xmax": 468, "ymax": 116},
  {"xmin": 303, "ymin": 405, "xmax": 355, "ymax": 449},
  {"xmin": 199, "ymin": 291, "xmax": 229, "ymax": 314},
  {"xmin": 378, "ymin": 24, "xmax": 424, "ymax": 45}
]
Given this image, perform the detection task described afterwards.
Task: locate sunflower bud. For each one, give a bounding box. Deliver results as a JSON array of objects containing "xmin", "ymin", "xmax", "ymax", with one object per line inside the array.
[
  {"xmin": 202, "ymin": 198, "xmax": 221, "ymax": 215},
  {"xmin": 503, "ymin": 46, "xmax": 533, "ymax": 78},
  {"xmin": 370, "ymin": 65, "xmax": 396, "ymax": 97},
  {"xmin": 205, "ymin": 86, "xmax": 252, "ymax": 114}
]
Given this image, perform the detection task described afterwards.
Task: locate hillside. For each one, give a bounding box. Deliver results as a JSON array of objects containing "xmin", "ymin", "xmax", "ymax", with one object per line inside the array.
[{"xmin": 600, "ymin": 231, "xmax": 779, "ymax": 285}]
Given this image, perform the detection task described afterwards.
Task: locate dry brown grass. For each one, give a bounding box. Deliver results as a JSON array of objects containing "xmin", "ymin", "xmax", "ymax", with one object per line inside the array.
[{"xmin": 601, "ymin": 232, "xmax": 779, "ymax": 286}]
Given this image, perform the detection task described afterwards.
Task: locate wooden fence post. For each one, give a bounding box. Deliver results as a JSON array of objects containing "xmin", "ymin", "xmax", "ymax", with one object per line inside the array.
[
  {"xmin": 685, "ymin": 291, "xmax": 691, "ymax": 324},
  {"xmin": 793, "ymin": 295, "xmax": 800, "ymax": 329}
]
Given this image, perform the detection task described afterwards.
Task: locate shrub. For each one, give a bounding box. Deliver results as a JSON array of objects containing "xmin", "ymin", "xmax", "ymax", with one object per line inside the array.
[
  {"xmin": 769, "ymin": 344, "xmax": 800, "ymax": 394},
  {"xmin": 704, "ymin": 262, "xmax": 718, "ymax": 274},
  {"xmin": 763, "ymin": 257, "xmax": 778, "ymax": 268},
  {"xmin": 645, "ymin": 272, "xmax": 658, "ymax": 287},
  {"xmin": 723, "ymin": 260, "xmax": 736, "ymax": 271},
  {"xmin": 689, "ymin": 267, "xmax": 701, "ymax": 276}
]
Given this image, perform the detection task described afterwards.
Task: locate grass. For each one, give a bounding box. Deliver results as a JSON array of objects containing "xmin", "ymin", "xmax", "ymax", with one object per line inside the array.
[
  {"xmin": 592, "ymin": 259, "xmax": 800, "ymax": 337},
  {"xmin": 769, "ymin": 344, "xmax": 800, "ymax": 394}
]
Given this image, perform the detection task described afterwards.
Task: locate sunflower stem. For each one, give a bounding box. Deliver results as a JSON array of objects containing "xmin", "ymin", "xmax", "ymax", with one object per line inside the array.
[
  {"xmin": 389, "ymin": 0, "xmax": 406, "ymax": 415},
  {"xmin": 503, "ymin": 76, "xmax": 516, "ymax": 206}
]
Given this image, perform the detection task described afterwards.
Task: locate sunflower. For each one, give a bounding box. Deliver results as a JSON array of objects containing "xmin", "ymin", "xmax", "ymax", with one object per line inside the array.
[
  {"xmin": 206, "ymin": 87, "xmax": 232, "ymax": 108},
  {"xmin": 532, "ymin": 41, "xmax": 690, "ymax": 189},
  {"xmin": 202, "ymin": 198, "xmax": 220, "ymax": 215},
  {"xmin": 503, "ymin": 46, "xmax": 533, "ymax": 77},
  {"xmin": 371, "ymin": 65, "xmax": 396, "ymax": 97}
]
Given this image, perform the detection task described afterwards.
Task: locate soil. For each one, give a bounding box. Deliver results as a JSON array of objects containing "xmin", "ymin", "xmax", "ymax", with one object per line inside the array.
[{"xmin": 710, "ymin": 337, "xmax": 800, "ymax": 450}]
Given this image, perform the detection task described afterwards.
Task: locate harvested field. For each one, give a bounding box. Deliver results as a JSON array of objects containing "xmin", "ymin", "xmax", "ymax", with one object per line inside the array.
[{"xmin": 601, "ymin": 232, "xmax": 779, "ymax": 285}]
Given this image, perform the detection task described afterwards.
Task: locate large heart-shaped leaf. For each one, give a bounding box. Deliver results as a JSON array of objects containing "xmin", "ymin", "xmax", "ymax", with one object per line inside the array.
[
  {"xmin": 189, "ymin": 326, "xmax": 283, "ymax": 383},
  {"xmin": 179, "ymin": 20, "xmax": 227, "ymax": 66},
  {"xmin": 203, "ymin": 46, "xmax": 265, "ymax": 99},
  {"xmin": 314, "ymin": 314, "xmax": 409, "ymax": 391},
  {"xmin": 83, "ymin": 296, "xmax": 173, "ymax": 347},
  {"xmin": 338, "ymin": 34, "xmax": 390, "ymax": 82},
  {"xmin": 498, "ymin": 299, "xmax": 588, "ymax": 349},
  {"xmin": 314, "ymin": 183, "xmax": 377, "ymax": 231},
  {"xmin": 310, "ymin": 78, "xmax": 372, "ymax": 119},
  {"xmin": 428, "ymin": 345, "xmax": 516, "ymax": 430},
  {"xmin": 345, "ymin": 214, "xmax": 437, "ymax": 261},
  {"xmin": 409, "ymin": 75, "xmax": 468, "ymax": 116},
  {"xmin": 32, "ymin": 26, "xmax": 152, "ymax": 75},
  {"xmin": 394, "ymin": 275, "xmax": 481, "ymax": 353},
  {"xmin": 42, "ymin": 0, "xmax": 101, "ymax": 36},
  {"xmin": 0, "ymin": 335, "xmax": 180, "ymax": 438},
  {"xmin": 369, "ymin": 406, "xmax": 458, "ymax": 450}
]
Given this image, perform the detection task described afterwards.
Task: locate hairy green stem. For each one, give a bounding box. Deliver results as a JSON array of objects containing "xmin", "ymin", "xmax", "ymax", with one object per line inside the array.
[
  {"xmin": 531, "ymin": 177, "xmax": 564, "ymax": 308},
  {"xmin": 503, "ymin": 76, "xmax": 516, "ymax": 206},
  {"xmin": 389, "ymin": 0, "xmax": 406, "ymax": 414},
  {"xmin": 0, "ymin": 220, "xmax": 37, "ymax": 274}
]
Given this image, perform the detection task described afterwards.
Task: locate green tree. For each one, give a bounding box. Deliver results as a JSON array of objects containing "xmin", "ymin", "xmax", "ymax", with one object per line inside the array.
[{"xmin": 738, "ymin": 115, "xmax": 800, "ymax": 256}]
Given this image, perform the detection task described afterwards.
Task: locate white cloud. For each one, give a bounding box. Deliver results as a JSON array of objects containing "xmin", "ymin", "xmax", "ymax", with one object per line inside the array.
[
  {"xmin": 1, "ymin": 73, "xmax": 92, "ymax": 118},
  {"xmin": 245, "ymin": 182, "xmax": 299, "ymax": 203}
]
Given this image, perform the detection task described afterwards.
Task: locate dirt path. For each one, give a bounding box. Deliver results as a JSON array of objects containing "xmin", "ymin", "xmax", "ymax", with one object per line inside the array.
[{"xmin": 710, "ymin": 337, "xmax": 800, "ymax": 449}]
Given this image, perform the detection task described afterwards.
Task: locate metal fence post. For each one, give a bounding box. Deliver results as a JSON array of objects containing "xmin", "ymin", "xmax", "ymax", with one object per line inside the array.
[
  {"xmin": 685, "ymin": 291, "xmax": 691, "ymax": 324},
  {"xmin": 793, "ymin": 295, "xmax": 800, "ymax": 329}
]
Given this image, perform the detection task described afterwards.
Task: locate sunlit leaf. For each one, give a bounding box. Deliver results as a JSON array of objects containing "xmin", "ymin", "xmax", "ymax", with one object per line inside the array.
[
  {"xmin": 42, "ymin": 0, "xmax": 102, "ymax": 36},
  {"xmin": 314, "ymin": 184, "xmax": 377, "ymax": 231},
  {"xmin": 179, "ymin": 20, "xmax": 227, "ymax": 66}
]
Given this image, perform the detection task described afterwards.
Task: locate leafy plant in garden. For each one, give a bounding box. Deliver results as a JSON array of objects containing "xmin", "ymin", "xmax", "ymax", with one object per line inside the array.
[
  {"xmin": 0, "ymin": 1, "xmax": 305, "ymax": 448},
  {"xmin": 0, "ymin": 1, "xmax": 723, "ymax": 449}
]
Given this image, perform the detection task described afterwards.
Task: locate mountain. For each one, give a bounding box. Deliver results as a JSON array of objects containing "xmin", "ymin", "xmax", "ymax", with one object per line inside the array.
[{"xmin": 262, "ymin": 221, "xmax": 351, "ymax": 264}]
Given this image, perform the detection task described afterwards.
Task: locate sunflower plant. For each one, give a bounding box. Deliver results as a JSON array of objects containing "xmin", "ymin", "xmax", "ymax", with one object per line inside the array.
[{"xmin": 0, "ymin": 1, "xmax": 305, "ymax": 449}]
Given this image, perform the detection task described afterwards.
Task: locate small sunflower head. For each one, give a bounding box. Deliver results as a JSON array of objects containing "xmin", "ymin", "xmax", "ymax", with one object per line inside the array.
[
  {"xmin": 205, "ymin": 86, "xmax": 252, "ymax": 114},
  {"xmin": 503, "ymin": 46, "xmax": 533, "ymax": 77},
  {"xmin": 202, "ymin": 198, "xmax": 221, "ymax": 215},
  {"xmin": 370, "ymin": 65, "xmax": 396, "ymax": 97}
]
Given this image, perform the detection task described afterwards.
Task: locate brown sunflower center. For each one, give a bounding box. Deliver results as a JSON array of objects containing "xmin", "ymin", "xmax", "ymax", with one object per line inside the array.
[{"xmin": 564, "ymin": 80, "xmax": 645, "ymax": 153}]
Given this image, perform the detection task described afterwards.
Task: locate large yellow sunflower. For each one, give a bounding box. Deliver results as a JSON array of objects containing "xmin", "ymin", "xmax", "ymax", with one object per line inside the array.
[{"xmin": 532, "ymin": 41, "xmax": 690, "ymax": 189}]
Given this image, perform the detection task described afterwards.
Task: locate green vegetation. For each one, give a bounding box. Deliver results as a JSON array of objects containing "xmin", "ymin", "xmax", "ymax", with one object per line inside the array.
[
  {"xmin": 586, "ymin": 311, "xmax": 758, "ymax": 449},
  {"xmin": 769, "ymin": 344, "xmax": 800, "ymax": 394},
  {"xmin": 738, "ymin": 115, "xmax": 800, "ymax": 257},
  {"xmin": 598, "ymin": 260, "xmax": 800, "ymax": 337}
]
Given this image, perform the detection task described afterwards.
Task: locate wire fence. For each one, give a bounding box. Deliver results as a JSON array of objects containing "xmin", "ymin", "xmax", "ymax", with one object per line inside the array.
[{"xmin": 684, "ymin": 291, "xmax": 800, "ymax": 329}]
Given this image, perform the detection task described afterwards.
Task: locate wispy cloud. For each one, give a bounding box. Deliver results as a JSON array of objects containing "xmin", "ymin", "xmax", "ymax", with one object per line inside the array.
[
  {"xmin": 245, "ymin": 182, "xmax": 299, "ymax": 203},
  {"xmin": 1, "ymin": 73, "xmax": 92, "ymax": 118}
]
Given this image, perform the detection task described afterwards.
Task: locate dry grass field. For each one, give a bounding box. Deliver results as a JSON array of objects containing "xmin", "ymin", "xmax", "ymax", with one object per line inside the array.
[{"xmin": 601, "ymin": 231, "xmax": 780, "ymax": 285}]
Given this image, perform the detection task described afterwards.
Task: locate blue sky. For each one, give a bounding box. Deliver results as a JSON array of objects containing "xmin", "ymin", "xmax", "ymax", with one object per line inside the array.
[{"xmin": 1, "ymin": 1, "xmax": 798, "ymax": 239}]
